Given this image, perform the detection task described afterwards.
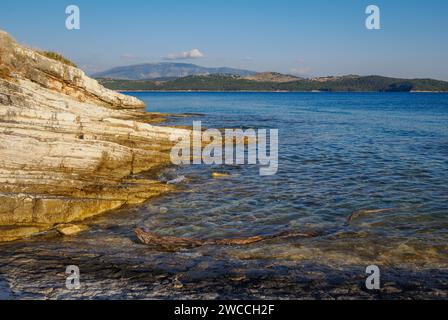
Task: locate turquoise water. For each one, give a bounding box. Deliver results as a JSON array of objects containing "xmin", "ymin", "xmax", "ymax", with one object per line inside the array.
[
  {"xmin": 0, "ymin": 92, "xmax": 447, "ymax": 299},
  {"xmin": 132, "ymin": 92, "xmax": 448, "ymax": 263}
]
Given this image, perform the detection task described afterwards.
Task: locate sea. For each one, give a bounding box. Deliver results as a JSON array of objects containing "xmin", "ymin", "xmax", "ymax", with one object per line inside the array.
[{"xmin": 1, "ymin": 92, "xmax": 447, "ymax": 299}]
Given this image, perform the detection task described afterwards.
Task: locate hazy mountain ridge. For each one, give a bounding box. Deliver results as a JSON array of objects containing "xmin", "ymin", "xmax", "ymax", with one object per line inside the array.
[{"xmin": 92, "ymin": 63, "xmax": 256, "ymax": 80}]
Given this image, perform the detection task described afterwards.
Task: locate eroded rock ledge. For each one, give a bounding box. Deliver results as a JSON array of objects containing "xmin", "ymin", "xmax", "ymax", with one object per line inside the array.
[{"xmin": 0, "ymin": 30, "xmax": 189, "ymax": 241}]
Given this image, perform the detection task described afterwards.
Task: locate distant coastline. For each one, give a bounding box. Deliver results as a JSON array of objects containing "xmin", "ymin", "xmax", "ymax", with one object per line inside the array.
[
  {"xmin": 99, "ymin": 74, "xmax": 448, "ymax": 93},
  {"xmin": 117, "ymin": 90, "xmax": 448, "ymax": 93}
]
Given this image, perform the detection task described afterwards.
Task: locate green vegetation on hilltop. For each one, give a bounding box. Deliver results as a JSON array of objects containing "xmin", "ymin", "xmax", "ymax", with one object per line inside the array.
[
  {"xmin": 98, "ymin": 74, "xmax": 448, "ymax": 92},
  {"xmin": 39, "ymin": 51, "xmax": 77, "ymax": 68}
]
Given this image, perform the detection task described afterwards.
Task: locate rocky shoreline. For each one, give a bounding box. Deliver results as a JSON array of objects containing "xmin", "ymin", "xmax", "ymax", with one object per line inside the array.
[{"xmin": 0, "ymin": 30, "xmax": 190, "ymax": 241}]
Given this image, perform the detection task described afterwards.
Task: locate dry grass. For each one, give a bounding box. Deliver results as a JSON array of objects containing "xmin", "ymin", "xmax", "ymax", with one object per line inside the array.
[{"xmin": 38, "ymin": 51, "xmax": 77, "ymax": 68}]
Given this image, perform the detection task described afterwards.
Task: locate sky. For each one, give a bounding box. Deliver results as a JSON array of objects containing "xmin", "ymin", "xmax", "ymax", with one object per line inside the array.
[{"xmin": 1, "ymin": 0, "xmax": 448, "ymax": 80}]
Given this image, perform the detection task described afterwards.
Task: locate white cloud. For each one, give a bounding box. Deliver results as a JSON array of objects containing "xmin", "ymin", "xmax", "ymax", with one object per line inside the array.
[
  {"xmin": 290, "ymin": 66, "xmax": 312, "ymax": 75},
  {"xmin": 164, "ymin": 49, "xmax": 205, "ymax": 60},
  {"xmin": 120, "ymin": 53, "xmax": 137, "ymax": 59}
]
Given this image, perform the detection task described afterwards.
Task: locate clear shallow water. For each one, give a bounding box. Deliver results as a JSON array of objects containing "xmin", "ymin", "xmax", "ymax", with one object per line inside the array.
[{"xmin": 1, "ymin": 92, "xmax": 447, "ymax": 299}]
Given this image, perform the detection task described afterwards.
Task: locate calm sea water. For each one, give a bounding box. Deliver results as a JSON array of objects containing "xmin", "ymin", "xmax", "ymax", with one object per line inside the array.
[{"xmin": 1, "ymin": 92, "xmax": 447, "ymax": 299}]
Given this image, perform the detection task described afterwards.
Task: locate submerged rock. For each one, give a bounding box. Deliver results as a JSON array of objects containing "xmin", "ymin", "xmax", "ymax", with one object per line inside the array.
[
  {"xmin": 347, "ymin": 208, "xmax": 395, "ymax": 224},
  {"xmin": 211, "ymin": 172, "xmax": 230, "ymax": 178},
  {"xmin": 55, "ymin": 224, "xmax": 89, "ymax": 236},
  {"xmin": 159, "ymin": 207, "xmax": 169, "ymax": 214},
  {"xmin": 167, "ymin": 175, "xmax": 186, "ymax": 185},
  {"xmin": 135, "ymin": 227, "xmax": 320, "ymax": 251},
  {"xmin": 0, "ymin": 30, "xmax": 191, "ymax": 241}
]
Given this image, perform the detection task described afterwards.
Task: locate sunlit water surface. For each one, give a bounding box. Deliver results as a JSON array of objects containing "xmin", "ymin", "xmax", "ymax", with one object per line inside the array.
[{"xmin": 1, "ymin": 93, "xmax": 447, "ymax": 299}]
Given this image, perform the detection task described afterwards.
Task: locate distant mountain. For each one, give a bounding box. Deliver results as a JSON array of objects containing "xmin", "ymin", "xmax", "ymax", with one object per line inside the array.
[
  {"xmin": 92, "ymin": 63, "xmax": 256, "ymax": 80},
  {"xmin": 99, "ymin": 74, "xmax": 448, "ymax": 92}
]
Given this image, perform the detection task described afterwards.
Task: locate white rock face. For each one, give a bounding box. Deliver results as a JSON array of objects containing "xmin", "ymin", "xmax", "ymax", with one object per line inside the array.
[{"xmin": 0, "ymin": 30, "xmax": 190, "ymax": 241}]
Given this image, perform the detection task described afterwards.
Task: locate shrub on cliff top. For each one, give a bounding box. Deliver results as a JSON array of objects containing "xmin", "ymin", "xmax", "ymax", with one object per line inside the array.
[
  {"xmin": 39, "ymin": 51, "xmax": 77, "ymax": 68},
  {"xmin": 0, "ymin": 65, "xmax": 12, "ymax": 80}
]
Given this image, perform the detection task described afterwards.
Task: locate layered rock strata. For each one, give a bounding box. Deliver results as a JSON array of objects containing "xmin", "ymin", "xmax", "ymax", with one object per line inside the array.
[{"xmin": 0, "ymin": 30, "xmax": 189, "ymax": 241}]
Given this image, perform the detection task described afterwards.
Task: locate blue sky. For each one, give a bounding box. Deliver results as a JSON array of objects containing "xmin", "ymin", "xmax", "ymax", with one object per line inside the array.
[{"xmin": 1, "ymin": 0, "xmax": 447, "ymax": 79}]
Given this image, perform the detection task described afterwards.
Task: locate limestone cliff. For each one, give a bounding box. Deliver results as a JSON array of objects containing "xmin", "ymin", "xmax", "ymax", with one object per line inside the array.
[{"xmin": 0, "ymin": 30, "xmax": 189, "ymax": 241}]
